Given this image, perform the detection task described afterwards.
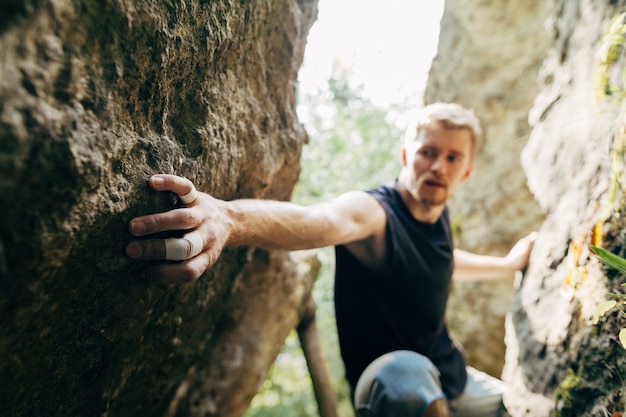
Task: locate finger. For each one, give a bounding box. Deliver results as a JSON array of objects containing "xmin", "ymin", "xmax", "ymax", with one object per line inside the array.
[
  {"xmin": 129, "ymin": 208, "xmax": 199, "ymax": 236},
  {"xmin": 156, "ymin": 284, "xmax": 174, "ymax": 291},
  {"xmin": 126, "ymin": 239, "xmax": 166, "ymax": 260},
  {"xmin": 164, "ymin": 232, "xmax": 204, "ymax": 261},
  {"xmin": 524, "ymin": 231, "xmax": 538, "ymax": 244},
  {"xmin": 142, "ymin": 252, "xmax": 213, "ymax": 285},
  {"xmin": 149, "ymin": 174, "xmax": 198, "ymax": 205},
  {"xmin": 127, "ymin": 232, "xmax": 204, "ymax": 260},
  {"xmin": 178, "ymin": 185, "xmax": 198, "ymax": 205}
]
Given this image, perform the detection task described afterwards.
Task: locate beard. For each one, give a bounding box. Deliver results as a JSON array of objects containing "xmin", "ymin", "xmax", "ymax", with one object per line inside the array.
[
  {"xmin": 407, "ymin": 176, "xmax": 449, "ymax": 207},
  {"xmin": 418, "ymin": 188, "xmax": 448, "ymax": 206}
]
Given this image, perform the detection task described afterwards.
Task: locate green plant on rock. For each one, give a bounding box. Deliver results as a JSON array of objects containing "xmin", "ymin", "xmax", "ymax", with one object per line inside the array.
[
  {"xmin": 589, "ymin": 245, "xmax": 626, "ymax": 349},
  {"xmin": 597, "ymin": 12, "xmax": 626, "ymax": 99},
  {"xmin": 591, "ymin": 11, "xmax": 626, "ymax": 352},
  {"xmin": 554, "ymin": 369, "xmax": 583, "ymax": 417},
  {"xmin": 596, "ymin": 11, "xmax": 626, "ymax": 220}
]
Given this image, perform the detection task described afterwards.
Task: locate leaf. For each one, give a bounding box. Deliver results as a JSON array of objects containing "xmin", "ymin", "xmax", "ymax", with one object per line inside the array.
[
  {"xmin": 607, "ymin": 292, "xmax": 626, "ymax": 299},
  {"xmin": 589, "ymin": 245, "xmax": 626, "ymax": 275},
  {"xmin": 594, "ymin": 300, "xmax": 617, "ymax": 324},
  {"xmin": 619, "ymin": 328, "xmax": 626, "ymax": 349}
]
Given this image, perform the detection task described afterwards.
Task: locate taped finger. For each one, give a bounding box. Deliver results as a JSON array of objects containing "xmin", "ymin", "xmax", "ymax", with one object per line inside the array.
[
  {"xmin": 178, "ymin": 184, "xmax": 198, "ymax": 205},
  {"xmin": 164, "ymin": 231, "xmax": 204, "ymax": 261}
]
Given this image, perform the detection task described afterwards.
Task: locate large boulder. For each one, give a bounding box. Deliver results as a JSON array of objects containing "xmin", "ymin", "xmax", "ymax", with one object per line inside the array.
[
  {"xmin": 0, "ymin": 1, "xmax": 318, "ymax": 416},
  {"xmin": 505, "ymin": 1, "xmax": 626, "ymax": 415},
  {"xmin": 428, "ymin": 0, "xmax": 626, "ymax": 415}
]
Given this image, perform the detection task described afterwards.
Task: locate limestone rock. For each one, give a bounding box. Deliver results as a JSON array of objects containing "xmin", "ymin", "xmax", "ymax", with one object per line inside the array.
[
  {"xmin": 505, "ymin": 1, "xmax": 626, "ymax": 415},
  {"xmin": 429, "ymin": 0, "xmax": 626, "ymax": 415},
  {"xmin": 0, "ymin": 1, "xmax": 318, "ymax": 416}
]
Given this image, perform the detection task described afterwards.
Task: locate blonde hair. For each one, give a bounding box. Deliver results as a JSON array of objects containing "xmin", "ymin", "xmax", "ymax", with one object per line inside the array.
[{"xmin": 404, "ymin": 103, "xmax": 484, "ymax": 159}]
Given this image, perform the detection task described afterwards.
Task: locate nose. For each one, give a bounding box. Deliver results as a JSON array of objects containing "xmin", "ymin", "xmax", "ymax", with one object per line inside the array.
[{"xmin": 430, "ymin": 155, "xmax": 446, "ymax": 175}]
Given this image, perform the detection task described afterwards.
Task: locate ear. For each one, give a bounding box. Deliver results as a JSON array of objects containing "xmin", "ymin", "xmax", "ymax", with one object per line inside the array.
[
  {"xmin": 401, "ymin": 146, "xmax": 407, "ymax": 166},
  {"xmin": 461, "ymin": 164, "xmax": 474, "ymax": 182}
]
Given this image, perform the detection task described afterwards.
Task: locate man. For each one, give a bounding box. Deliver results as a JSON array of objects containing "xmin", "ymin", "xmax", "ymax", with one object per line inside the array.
[{"xmin": 126, "ymin": 102, "xmax": 535, "ymax": 416}]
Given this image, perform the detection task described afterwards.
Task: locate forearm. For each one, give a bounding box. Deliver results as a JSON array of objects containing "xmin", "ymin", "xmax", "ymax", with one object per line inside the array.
[
  {"xmin": 223, "ymin": 199, "xmax": 339, "ymax": 250},
  {"xmin": 452, "ymin": 249, "xmax": 518, "ymax": 281},
  {"xmin": 452, "ymin": 233, "xmax": 536, "ymax": 281},
  {"xmin": 222, "ymin": 189, "xmax": 385, "ymax": 251}
]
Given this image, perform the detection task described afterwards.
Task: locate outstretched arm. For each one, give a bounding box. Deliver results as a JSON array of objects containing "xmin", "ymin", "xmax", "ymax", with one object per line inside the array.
[
  {"xmin": 126, "ymin": 174, "xmax": 386, "ymax": 286},
  {"xmin": 452, "ymin": 232, "xmax": 537, "ymax": 281}
]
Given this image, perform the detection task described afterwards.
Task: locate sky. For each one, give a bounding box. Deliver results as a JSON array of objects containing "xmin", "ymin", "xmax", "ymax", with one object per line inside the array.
[{"xmin": 297, "ymin": 0, "xmax": 445, "ymax": 107}]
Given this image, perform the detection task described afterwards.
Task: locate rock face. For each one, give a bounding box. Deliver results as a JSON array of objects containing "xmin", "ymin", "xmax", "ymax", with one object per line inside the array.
[
  {"xmin": 425, "ymin": 0, "xmax": 550, "ymax": 377},
  {"xmin": 505, "ymin": 1, "xmax": 626, "ymax": 415},
  {"xmin": 0, "ymin": 1, "xmax": 318, "ymax": 417},
  {"xmin": 428, "ymin": 0, "xmax": 626, "ymax": 415}
]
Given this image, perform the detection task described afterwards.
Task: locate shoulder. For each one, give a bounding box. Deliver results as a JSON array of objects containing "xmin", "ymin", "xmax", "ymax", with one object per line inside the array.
[
  {"xmin": 329, "ymin": 190, "xmax": 387, "ymax": 227},
  {"xmin": 308, "ymin": 190, "xmax": 386, "ymax": 244},
  {"xmin": 338, "ymin": 189, "xmax": 386, "ymax": 213},
  {"xmin": 336, "ymin": 189, "xmax": 383, "ymax": 205},
  {"xmin": 365, "ymin": 182, "xmax": 396, "ymax": 200},
  {"xmin": 332, "ymin": 190, "xmax": 389, "ymax": 268}
]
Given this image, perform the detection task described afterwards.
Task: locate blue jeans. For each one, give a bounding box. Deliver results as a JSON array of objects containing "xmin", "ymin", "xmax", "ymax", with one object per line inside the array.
[{"xmin": 353, "ymin": 351, "xmax": 507, "ymax": 417}]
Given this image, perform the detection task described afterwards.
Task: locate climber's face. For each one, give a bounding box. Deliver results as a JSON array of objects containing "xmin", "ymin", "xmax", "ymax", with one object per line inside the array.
[{"xmin": 399, "ymin": 122, "xmax": 474, "ymax": 215}]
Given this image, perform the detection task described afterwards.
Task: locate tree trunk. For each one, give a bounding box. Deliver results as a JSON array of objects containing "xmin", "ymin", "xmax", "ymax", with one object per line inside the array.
[{"xmin": 298, "ymin": 296, "xmax": 339, "ymax": 417}]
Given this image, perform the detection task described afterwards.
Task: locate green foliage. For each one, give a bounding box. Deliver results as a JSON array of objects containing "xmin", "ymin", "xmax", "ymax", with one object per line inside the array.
[
  {"xmin": 589, "ymin": 245, "xmax": 626, "ymax": 349},
  {"xmin": 554, "ymin": 369, "xmax": 585, "ymax": 417},
  {"xmin": 591, "ymin": 10, "xmax": 626, "ymax": 354},
  {"xmin": 590, "ymin": 245, "xmax": 626, "ymax": 275},
  {"xmin": 245, "ymin": 65, "xmax": 415, "ymax": 417},
  {"xmin": 293, "ymin": 65, "xmax": 407, "ymax": 204},
  {"xmin": 246, "ymin": 333, "xmax": 318, "ymax": 417}
]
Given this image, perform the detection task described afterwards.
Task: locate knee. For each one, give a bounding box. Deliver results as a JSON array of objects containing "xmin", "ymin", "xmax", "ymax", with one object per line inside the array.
[{"xmin": 354, "ymin": 351, "xmax": 446, "ymax": 417}]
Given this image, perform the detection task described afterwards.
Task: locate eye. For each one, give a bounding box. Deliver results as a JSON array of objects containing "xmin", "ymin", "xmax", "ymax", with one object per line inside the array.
[
  {"xmin": 447, "ymin": 154, "xmax": 464, "ymax": 164},
  {"xmin": 419, "ymin": 148, "xmax": 436, "ymax": 158}
]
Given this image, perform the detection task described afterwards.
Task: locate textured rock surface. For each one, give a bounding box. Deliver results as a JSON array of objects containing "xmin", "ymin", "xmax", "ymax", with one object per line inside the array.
[
  {"xmin": 505, "ymin": 1, "xmax": 626, "ymax": 415},
  {"xmin": 429, "ymin": 0, "xmax": 626, "ymax": 415},
  {"xmin": 425, "ymin": 0, "xmax": 550, "ymax": 377},
  {"xmin": 0, "ymin": 1, "xmax": 318, "ymax": 416}
]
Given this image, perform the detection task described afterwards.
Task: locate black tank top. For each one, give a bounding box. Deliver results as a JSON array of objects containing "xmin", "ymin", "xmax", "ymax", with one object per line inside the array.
[{"xmin": 334, "ymin": 183, "xmax": 467, "ymax": 399}]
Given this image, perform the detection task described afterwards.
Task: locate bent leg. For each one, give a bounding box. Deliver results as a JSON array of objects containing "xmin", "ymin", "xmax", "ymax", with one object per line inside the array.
[{"xmin": 354, "ymin": 350, "xmax": 448, "ymax": 417}]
